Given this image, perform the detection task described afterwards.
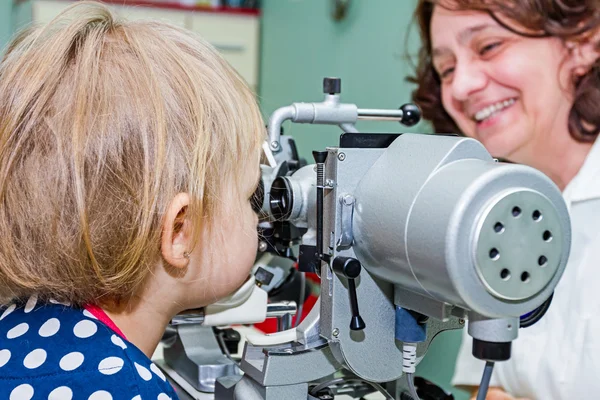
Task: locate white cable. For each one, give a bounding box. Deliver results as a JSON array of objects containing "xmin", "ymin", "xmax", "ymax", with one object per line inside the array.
[{"xmin": 403, "ymin": 342, "xmax": 420, "ymax": 400}]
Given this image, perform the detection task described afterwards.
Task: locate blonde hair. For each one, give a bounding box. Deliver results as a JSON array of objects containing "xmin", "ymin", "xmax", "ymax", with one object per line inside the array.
[{"xmin": 0, "ymin": 2, "xmax": 264, "ymax": 305}]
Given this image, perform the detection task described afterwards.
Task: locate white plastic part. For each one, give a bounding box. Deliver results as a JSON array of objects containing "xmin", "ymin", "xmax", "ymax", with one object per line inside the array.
[
  {"xmin": 203, "ymin": 281, "xmax": 268, "ymax": 326},
  {"xmin": 207, "ymin": 276, "xmax": 255, "ymax": 309},
  {"xmin": 402, "ymin": 342, "xmax": 417, "ymax": 374},
  {"xmin": 245, "ymin": 328, "xmax": 297, "ymax": 346}
]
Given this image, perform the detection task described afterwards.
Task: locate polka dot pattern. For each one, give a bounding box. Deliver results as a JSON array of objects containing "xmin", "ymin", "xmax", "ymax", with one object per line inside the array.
[
  {"xmin": 39, "ymin": 318, "xmax": 60, "ymax": 338},
  {"xmin": 10, "ymin": 384, "xmax": 34, "ymax": 400},
  {"xmin": 0, "ymin": 349, "xmax": 11, "ymax": 368},
  {"xmin": 150, "ymin": 363, "xmax": 166, "ymax": 381},
  {"xmin": 135, "ymin": 362, "xmax": 152, "ymax": 381},
  {"xmin": 7, "ymin": 323, "xmax": 29, "ymax": 339},
  {"xmin": 23, "ymin": 348, "xmax": 46, "ymax": 369},
  {"xmin": 59, "ymin": 352, "xmax": 84, "ymax": 372},
  {"xmin": 49, "ymin": 386, "xmax": 73, "ymax": 400},
  {"xmin": 74, "ymin": 320, "xmax": 98, "ymax": 339},
  {"xmin": 98, "ymin": 357, "xmax": 124, "ymax": 375},
  {"xmin": 24, "ymin": 295, "xmax": 37, "ymax": 313},
  {"xmin": 88, "ymin": 390, "xmax": 113, "ymax": 400},
  {"xmin": 0, "ymin": 303, "xmax": 177, "ymax": 400},
  {"xmin": 0, "ymin": 304, "xmax": 16, "ymax": 321},
  {"xmin": 111, "ymin": 334, "xmax": 127, "ymax": 350}
]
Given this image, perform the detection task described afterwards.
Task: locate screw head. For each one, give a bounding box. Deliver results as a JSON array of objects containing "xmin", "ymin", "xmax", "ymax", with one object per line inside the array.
[
  {"xmin": 332, "ymin": 328, "xmax": 339, "ymax": 337},
  {"xmin": 338, "ymin": 152, "xmax": 346, "ymax": 161},
  {"xmin": 258, "ymin": 241, "xmax": 268, "ymax": 252},
  {"xmin": 270, "ymin": 141, "xmax": 280, "ymax": 150},
  {"xmin": 459, "ymin": 319, "xmax": 465, "ymax": 325},
  {"xmin": 342, "ymin": 194, "xmax": 355, "ymax": 206}
]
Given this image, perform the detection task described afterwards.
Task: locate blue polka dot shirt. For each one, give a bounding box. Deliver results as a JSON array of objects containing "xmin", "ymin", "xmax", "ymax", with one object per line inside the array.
[{"xmin": 0, "ymin": 297, "xmax": 179, "ymax": 400}]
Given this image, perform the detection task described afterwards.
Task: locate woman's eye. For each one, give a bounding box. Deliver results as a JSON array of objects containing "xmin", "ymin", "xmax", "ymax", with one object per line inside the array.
[
  {"xmin": 479, "ymin": 42, "xmax": 502, "ymax": 56},
  {"xmin": 440, "ymin": 67, "xmax": 455, "ymax": 80}
]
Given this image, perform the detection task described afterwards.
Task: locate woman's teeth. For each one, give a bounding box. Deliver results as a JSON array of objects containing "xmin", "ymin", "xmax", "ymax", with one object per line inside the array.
[{"xmin": 474, "ymin": 98, "xmax": 516, "ymax": 122}]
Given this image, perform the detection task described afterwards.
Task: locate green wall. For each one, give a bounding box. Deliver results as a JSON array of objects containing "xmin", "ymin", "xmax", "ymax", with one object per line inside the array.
[
  {"xmin": 258, "ymin": 0, "xmax": 429, "ymax": 157},
  {"xmin": 0, "ymin": 2, "xmax": 13, "ymax": 51},
  {"xmin": 258, "ymin": 1, "xmax": 468, "ymax": 399}
]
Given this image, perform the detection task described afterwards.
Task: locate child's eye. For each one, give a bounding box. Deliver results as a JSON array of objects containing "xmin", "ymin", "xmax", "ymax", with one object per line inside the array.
[{"xmin": 249, "ymin": 180, "xmax": 264, "ymax": 214}]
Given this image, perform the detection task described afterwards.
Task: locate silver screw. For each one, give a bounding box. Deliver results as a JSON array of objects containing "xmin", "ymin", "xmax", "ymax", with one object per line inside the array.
[
  {"xmin": 271, "ymin": 141, "xmax": 280, "ymax": 150},
  {"xmin": 338, "ymin": 152, "xmax": 346, "ymax": 161},
  {"xmin": 332, "ymin": 328, "xmax": 339, "ymax": 337},
  {"xmin": 325, "ymin": 179, "xmax": 335, "ymax": 187},
  {"xmin": 258, "ymin": 241, "xmax": 268, "ymax": 252},
  {"xmin": 284, "ymin": 348, "xmax": 293, "ymax": 354},
  {"xmin": 459, "ymin": 319, "xmax": 465, "ymax": 325},
  {"xmin": 342, "ymin": 194, "xmax": 355, "ymax": 206}
]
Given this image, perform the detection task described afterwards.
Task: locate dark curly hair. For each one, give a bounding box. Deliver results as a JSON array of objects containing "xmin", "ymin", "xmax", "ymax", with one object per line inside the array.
[{"xmin": 409, "ymin": 0, "xmax": 600, "ymax": 142}]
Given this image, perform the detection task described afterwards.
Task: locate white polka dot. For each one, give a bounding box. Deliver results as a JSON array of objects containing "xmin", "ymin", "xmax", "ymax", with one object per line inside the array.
[
  {"xmin": 23, "ymin": 348, "xmax": 46, "ymax": 369},
  {"xmin": 131, "ymin": 396, "xmax": 141, "ymax": 400},
  {"xmin": 7, "ymin": 322, "xmax": 29, "ymax": 339},
  {"xmin": 157, "ymin": 394, "xmax": 171, "ymax": 400},
  {"xmin": 10, "ymin": 384, "xmax": 34, "ymax": 400},
  {"xmin": 88, "ymin": 391, "xmax": 112, "ymax": 400},
  {"xmin": 83, "ymin": 309, "xmax": 97, "ymax": 319},
  {"xmin": 98, "ymin": 356, "xmax": 124, "ymax": 375},
  {"xmin": 135, "ymin": 362, "xmax": 152, "ymax": 381},
  {"xmin": 111, "ymin": 334, "xmax": 127, "ymax": 349},
  {"xmin": 49, "ymin": 299, "xmax": 71, "ymax": 306},
  {"xmin": 73, "ymin": 320, "xmax": 97, "ymax": 338},
  {"xmin": 150, "ymin": 363, "xmax": 166, "ymax": 381},
  {"xmin": 59, "ymin": 352, "xmax": 84, "ymax": 371},
  {"xmin": 39, "ymin": 318, "xmax": 60, "ymax": 337},
  {"xmin": 49, "ymin": 386, "xmax": 73, "ymax": 400},
  {"xmin": 0, "ymin": 349, "xmax": 10, "ymax": 368},
  {"xmin": 0, "ymin": 304, "xmax": 16, "ymax": 321},
  {"xmin": 24, "ymin": 294, "xmax": 37, "ymax": 313}
]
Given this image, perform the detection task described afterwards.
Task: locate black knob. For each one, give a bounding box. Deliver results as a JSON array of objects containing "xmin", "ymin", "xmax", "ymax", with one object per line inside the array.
[
  {"xmin": 332, "ymin": 256, "xmax": 366, "ymax": 331},
  {"xmin": 312, "ymin": 150, "xmax": 328, "ymax": 164},
  {"xmin": 323, "ymin": 77, "xmax": 341, "ymax": 95},
  {"xmin": 400, "ymin": 103, "xmax": 421, "ymax": 127}
]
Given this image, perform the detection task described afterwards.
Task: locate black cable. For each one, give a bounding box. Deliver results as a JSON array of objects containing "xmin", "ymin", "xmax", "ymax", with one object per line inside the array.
[
  {"xmin": 476, "ymin": 362, "xmax": 495, "ymax": 400},
  {"xmin": 309, "ymin": 378, "xmax": 394, "ymax": 400}
]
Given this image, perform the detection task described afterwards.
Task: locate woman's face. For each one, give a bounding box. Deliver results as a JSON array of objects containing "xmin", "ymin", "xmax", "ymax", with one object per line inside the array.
[{"xmin": 430, "ymin": 7, "xmax": 576, "ymax": 164}]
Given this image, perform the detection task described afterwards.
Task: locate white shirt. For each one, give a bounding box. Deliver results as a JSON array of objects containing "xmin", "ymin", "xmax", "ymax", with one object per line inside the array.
[{"xmin": 452, "ymin": 138, "xmax": 600, "ymax": 400}]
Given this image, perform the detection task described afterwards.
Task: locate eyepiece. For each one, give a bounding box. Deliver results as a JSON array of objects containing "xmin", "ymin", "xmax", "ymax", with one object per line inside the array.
[{"xmin": 269, "ymin": 177, "xmax": 293, "ymax": 220}]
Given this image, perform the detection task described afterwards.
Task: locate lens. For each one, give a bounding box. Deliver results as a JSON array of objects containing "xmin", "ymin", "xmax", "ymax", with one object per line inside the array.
[{"xmin": 269, "ymin": 177, "xmax": 293, "ymax": 220}]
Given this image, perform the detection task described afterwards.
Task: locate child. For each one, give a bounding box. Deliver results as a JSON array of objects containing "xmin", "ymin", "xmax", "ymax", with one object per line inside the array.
[{"xmin": 0, "ymin": 2, "xmax": 264, "ymax": 399}]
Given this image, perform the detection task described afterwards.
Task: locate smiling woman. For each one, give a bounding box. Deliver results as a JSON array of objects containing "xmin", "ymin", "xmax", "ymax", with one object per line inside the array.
[
  {"xmin": 410, "ymin": 1, "xmax": 600, "ymax": 400},
  {"xmin": 410, "ymin": 0, "xmax": 600, "ymax": 189}
]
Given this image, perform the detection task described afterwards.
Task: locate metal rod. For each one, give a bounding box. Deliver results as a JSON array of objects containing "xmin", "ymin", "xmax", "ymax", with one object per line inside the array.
[
  {"xmin": 357, "ymin": 108, "xmax": 404, "ymax": 120},
  {"xmin": 266, "ymin": 301, "xmax": 298, "ymax": 317}
]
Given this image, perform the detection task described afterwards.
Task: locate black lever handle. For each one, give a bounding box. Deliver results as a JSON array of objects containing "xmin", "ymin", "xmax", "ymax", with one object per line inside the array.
[{"xmin": 332, "ymin": 256, "xmax": 366, "ymax": 331}]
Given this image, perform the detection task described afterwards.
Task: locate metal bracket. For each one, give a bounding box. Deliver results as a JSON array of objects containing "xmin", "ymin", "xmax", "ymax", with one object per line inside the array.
[{"xmin": 336, "ymin": 194, "xmax": 355, "ymax": 249}]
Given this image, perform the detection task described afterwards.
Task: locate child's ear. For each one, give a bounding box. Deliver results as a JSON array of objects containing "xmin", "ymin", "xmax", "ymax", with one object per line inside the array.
[
  {"xmin": 567, "ymin": 29, "xmax": 600, "ymax": 78},
  {"xmin": 161, "ymin": 193, "xmax": 192, "ymax": 269}
]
